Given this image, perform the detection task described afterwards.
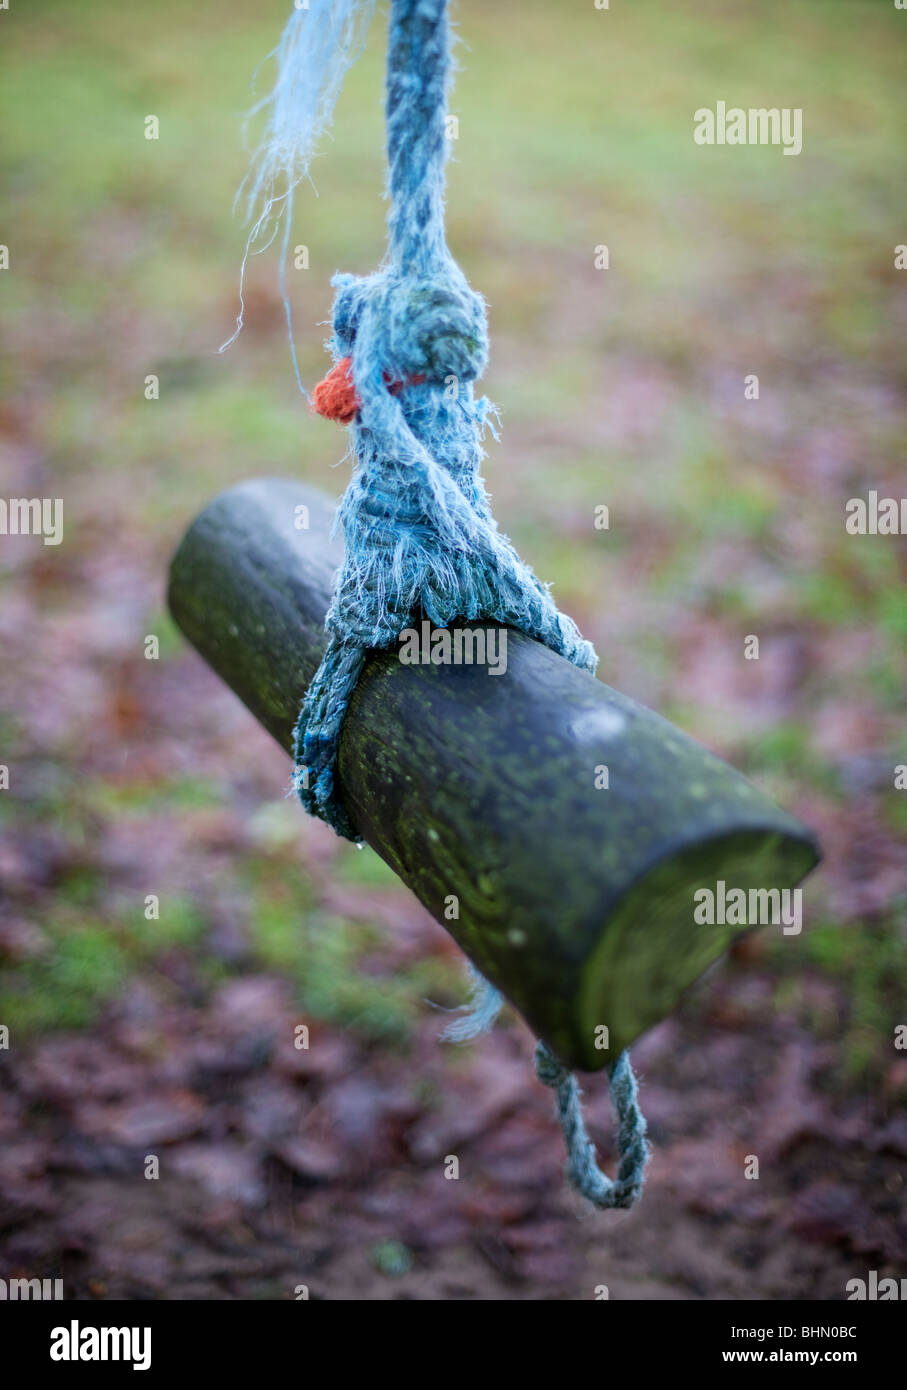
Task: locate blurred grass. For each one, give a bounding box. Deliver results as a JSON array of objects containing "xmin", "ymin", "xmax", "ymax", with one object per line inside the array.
[
  {"xmin": 3, "ymin": 0, "xmax": 904, "ymax": 523},
  {"xmin": 2, "ymin": 770, "xmax": 454, "ymax": 1040},
  {"xmin": 771, "ymin": 911, "xmax": 907, "ymax": 1085},
  {"xmin": 1, "ymin": 0, "xmax": 905, "ymax": 1070}
]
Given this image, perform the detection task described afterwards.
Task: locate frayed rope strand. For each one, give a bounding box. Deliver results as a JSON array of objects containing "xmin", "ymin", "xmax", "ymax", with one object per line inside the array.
[
  {"xmin": 220, "ymin": 0, "xmax": 377, "ymax": 389},
  {"xmin": 440, "ymin": 961, "xmax": 503, "ymax": 1042}
]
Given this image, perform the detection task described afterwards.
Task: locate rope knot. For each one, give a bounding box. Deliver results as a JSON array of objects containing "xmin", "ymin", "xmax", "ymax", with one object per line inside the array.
[
  {"xmin": 386, "ymin": 275, "xmax": 488, "ymax": 385},
  {"xmin": 331, "ymin": 270, "xmax": 487, "ymax": 386},
  {"xmin": 313, "ymin": 268, "xmax": 488, "ymax": 422}
]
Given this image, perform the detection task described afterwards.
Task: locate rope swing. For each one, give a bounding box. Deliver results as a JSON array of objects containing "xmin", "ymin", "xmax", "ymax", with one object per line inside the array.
[{"xmin": 228, "ymin": 0, "xmax": 649, "ymax": 1211}]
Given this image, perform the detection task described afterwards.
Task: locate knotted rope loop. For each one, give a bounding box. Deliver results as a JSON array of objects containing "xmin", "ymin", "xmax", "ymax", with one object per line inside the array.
[
  {"xmin": 535, "ymin": 1042, "xmax": 650, "ymax": 1210},
  {"xmin": 442, "ymin": 974, "xmax": 649, "ymax": 1212}
]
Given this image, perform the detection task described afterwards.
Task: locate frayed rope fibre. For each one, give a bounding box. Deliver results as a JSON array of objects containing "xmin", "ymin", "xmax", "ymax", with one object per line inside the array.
[{"xmin": 229, "ymin": 0, "xmax": 649, "ymax": 1210}]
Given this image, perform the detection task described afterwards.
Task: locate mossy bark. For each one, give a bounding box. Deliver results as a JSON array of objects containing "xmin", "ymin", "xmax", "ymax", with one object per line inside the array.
[{"xmin": 169, "ymin": 478, "xmax": 820, "ymax": 1070}]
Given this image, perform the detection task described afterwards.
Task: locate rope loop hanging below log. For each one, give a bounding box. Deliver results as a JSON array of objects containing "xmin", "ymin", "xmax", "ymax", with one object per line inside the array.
[{"xmin": 231, "ymin": 0, "xmax": 649, "ymax": 1211}]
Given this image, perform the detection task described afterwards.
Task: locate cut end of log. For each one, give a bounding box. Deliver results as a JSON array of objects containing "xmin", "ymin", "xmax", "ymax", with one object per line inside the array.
[{"xmin": 574, "ymin": 826, "xmax": 819, "ymax": 1070}]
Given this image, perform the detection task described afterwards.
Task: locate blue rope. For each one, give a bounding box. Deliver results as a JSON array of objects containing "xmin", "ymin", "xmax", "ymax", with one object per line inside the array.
[
  {"xmin": 440, "ymin": 965, "xmax": 648, "ymax": 1210},
  {"xmin": 291, "ymin": 0, "xmax": 595, "ymax": 838},
  {"xmin": 535, "ymin": 1044, "xmax": 649, "ymax": 1210},
  {"xmin": 241, "ymin": 0, "xmax": 648, "ymax": 1210}
]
